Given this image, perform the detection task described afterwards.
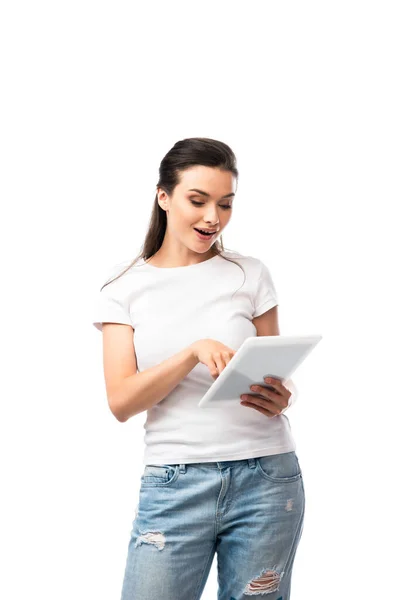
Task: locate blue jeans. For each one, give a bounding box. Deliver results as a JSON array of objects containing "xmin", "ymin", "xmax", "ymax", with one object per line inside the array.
[{"xmin": 120, "ymin": 451, "xmax": 305, "ymax": 599}]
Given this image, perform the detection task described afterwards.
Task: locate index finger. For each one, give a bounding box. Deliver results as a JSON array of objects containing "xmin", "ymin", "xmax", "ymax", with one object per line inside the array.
[{"xmin": 264, "ymin": 376, "xmax": 284, "ymax": 391}]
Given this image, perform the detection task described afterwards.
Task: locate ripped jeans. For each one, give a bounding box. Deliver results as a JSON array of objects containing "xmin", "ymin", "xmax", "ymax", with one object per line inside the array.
[{"xmin": 120, "ymin": 451, "xmax": 305, "ymax": 599}]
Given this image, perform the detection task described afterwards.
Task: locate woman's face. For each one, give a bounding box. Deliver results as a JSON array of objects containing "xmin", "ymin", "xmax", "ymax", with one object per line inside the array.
[{"xmin": 157, "ymin": 166, "xmax": 236, "ymax": 255}]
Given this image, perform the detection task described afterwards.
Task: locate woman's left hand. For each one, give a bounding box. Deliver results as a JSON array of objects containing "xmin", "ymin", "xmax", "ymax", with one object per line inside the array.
[{"xmin": 240, "ymin": 376, "xmax": 291, "ymax": 418}]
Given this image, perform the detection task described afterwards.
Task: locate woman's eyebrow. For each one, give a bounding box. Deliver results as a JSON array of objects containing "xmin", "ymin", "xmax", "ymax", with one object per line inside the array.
[{"xmin": 188, "ymin": 188, "xmax": 235, "ymax": 199}]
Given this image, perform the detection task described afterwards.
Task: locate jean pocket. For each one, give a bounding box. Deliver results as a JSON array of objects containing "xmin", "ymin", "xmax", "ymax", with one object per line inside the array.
[
  {"xmin": 255, "ymin": 451, "xmax": 302, "ymax": 484},
  {"xmin": 140, "ymin": 464, "xmax": 180, "ymax": 487}
]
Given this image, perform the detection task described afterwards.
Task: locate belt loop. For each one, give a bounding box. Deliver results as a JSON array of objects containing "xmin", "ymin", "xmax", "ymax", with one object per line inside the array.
[
  {"xmin": 179, "ymin": 463, "xmax": 186, "ymax": 473},
  {"xmin": 247, "ymin": 457, "xmax": 256, "ymax": 469}
]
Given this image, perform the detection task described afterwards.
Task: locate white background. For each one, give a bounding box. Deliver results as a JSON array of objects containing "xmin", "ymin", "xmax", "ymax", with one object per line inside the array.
[{"xmin": 1, "ymin": 1, "xmax": 399, "ymax": 598}]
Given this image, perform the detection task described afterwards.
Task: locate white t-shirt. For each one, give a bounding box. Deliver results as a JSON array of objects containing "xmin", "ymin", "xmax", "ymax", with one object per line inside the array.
[{"xmin": 93, "ymin": 249, "xmax": 297, "ymax": 465}]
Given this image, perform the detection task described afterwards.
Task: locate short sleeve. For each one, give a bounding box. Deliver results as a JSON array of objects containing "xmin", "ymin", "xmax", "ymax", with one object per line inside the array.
[
  {"xmin": 92, "ymin": 267, "xmax": 132, "ymax": 332},
  {"xmin": 253, "ymin": 260, "xmax": 279, "ymax": 318}
]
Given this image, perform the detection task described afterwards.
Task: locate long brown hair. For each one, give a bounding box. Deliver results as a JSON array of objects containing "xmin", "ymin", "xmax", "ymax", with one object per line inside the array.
[{"xmin": 100, "ymin": 137, "xmax": 245, "ymax": 292}]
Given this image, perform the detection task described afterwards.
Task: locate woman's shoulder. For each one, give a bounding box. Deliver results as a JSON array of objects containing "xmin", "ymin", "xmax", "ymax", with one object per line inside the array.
[
  {"xmin": 219, "ymin": 248, "xmax": 264, "ymax": 268},
  {"xmin": 100, "ymin": 256, "xmax": 141, "ymax": 289}
]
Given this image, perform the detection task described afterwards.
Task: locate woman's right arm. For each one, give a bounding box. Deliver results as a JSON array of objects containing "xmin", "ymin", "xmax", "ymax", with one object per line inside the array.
[
  {"xmin": 115, "ymin": 345, "xmax": 199, "ymax": 422},
  {"xmin": 102, "ymin": 323, "xmax": 199, "ymax": 422},
  {"xmin": 102, "ymin": 325, "xmax": 235, "ymax": 422}
]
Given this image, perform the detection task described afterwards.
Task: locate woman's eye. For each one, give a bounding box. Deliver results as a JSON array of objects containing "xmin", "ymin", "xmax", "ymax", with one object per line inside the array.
[{"xmin": 190, "ymin": 200, "xmax": 231, "ymax": 210}]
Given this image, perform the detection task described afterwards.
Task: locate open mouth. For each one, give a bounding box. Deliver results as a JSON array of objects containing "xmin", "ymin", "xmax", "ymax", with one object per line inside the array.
[{"xmin": 194, "ymin": 228, "xmax": 216, "ymax": 237}]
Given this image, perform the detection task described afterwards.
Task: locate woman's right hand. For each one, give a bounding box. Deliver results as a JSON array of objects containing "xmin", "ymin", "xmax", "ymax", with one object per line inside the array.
[{"xmin": 190, "ymin": 338, "xmax": 237, "ymax": 380}]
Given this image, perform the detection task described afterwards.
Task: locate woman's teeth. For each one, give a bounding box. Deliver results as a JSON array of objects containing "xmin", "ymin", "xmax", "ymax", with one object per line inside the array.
[{"xmin": 195, "ymin": 228, "xmax": 214, "ymax": 236}]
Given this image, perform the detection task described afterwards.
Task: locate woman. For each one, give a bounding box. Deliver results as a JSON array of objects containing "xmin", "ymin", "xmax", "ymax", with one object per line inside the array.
[{"xmin": 93, "ymin": 137, "xmax": 305, "ymax": 599}]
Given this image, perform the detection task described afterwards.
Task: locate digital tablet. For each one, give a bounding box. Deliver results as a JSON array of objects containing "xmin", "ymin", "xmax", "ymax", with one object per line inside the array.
[{"xmin": 197, "ymin": 334, "xmax": 322, "ymax": 408}]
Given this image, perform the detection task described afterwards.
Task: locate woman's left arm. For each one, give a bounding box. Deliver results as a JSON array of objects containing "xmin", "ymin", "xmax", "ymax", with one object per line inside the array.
[{"xmin": 248, "ymin": 305, "xmax": 298, "ymax": 416}]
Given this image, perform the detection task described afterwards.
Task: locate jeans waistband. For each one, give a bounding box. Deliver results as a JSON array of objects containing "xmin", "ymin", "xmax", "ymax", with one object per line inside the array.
[{"xmin": 178, "ymin": 458, "xmax": 257, "ymax": 473}]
